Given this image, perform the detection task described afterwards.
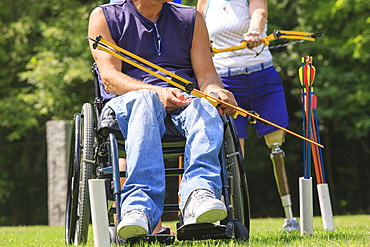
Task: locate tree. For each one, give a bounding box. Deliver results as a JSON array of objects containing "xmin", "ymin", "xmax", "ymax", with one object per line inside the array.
[{"xmin": 0, "ymin": 0, "xmax": 98, "ymax": 225}]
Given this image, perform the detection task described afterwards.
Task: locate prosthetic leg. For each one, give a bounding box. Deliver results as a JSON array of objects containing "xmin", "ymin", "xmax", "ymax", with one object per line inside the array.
[{"xmin": 264, "ymin": 130, "xmax": 300, "ymax": 231}]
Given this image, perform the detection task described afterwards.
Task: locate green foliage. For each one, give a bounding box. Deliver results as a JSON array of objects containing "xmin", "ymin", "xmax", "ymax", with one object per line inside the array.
[
  {"xmin": 0, "ymin": 0, "xmax": 96, "ymax": 141},
  {"xmin": 0, "ymin": 0, "xmax": 99, "ymax": 225},
  {"xmin": 182, "ymin": 0, "xmax": 197, "ymax": 6},
  {"xmin": 269, "ymin": 0, "xmax": 370, "ymax": 140}
]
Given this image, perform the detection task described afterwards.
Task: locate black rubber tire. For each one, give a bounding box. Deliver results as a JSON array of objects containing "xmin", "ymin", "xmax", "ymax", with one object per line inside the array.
[
  {"xmin": 233, "ymin": 221, "xmax": 249, "ymax": 242},
  {"xmin": 65, "ymin": 103, "xmax": 94, "ymax": 245},
  {"xmin": 75, "ymin": 103, "xmax": 94, "ymax": 244},
  {"xmin": 65, "ymin": 112, "xmax": 81, "ymax": 245},
  {"xmin": 223, "ymin": 116, "xmax": 250, "ymax": 237}
]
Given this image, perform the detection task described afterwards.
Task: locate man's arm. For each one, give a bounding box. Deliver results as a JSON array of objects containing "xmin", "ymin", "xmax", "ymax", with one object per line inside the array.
[
  {"xmin": 190, "ymin": 11, "xmax": 237, "ymax": 115},
  {"xmin": 88, "ymin": 7, "xmax": 160, "ymax": 96},
  {"xmin": 88, "ymin": 7, "xmax": 190, "ymax": 112}
]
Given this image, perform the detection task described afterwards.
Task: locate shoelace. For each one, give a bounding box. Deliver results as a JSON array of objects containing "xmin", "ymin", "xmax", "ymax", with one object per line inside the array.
[
  {"xmin": 124, "ymin": 210, "xmax": 146, "ymax": 220},
  {"xmin": 193, "ymin": 190, "xmax": 215, "ymax": 202}
]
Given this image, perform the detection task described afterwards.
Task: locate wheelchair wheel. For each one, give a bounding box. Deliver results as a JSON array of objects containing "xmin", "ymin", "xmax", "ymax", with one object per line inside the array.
[
  {"xmin": 223, "ymin": 116, "xmax": 250, "ymax": 238},
  {"xmin": 65, "ymin": 111, "xmax": 81, "ymax": 245},
  {"xmin": 65, "ymin": 103, "xmax": 95, "ymax": 245}
]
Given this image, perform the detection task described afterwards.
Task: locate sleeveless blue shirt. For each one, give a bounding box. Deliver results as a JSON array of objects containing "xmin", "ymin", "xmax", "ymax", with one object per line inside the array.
[{"xmin": 99, "ymin": 0, "xmax": 197, "ymax": 101}]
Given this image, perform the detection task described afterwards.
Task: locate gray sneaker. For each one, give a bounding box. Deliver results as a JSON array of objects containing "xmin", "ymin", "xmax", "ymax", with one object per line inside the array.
[
  {"xmin": 182, "ymin": 189, "xmax": 227, "ymax": 225},
  {"xmin": 282, "ymin": 217, "xmax": 300, "ymax": 231},
  {"xmin": 117, "ymin": 210, "xmax": 149, "ymax": 239}
]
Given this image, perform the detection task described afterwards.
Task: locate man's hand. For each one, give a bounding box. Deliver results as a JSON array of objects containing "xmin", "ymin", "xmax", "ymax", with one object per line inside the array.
[
  {"xmin": 157, "ymin": 87, "xmax": 191, "ymax": 113},
  {"xmin": 205, "ymin": 85, "xmax": 238, "ymax": 115}
]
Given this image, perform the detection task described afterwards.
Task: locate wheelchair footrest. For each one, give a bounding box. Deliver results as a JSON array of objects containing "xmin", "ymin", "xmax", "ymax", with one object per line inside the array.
[
  {"xmin": 126, "ymin": 234, "xmax": 175, "ymax": 245},
  {"xmin": 177, "ymin": 222, "xmax": 234, "ymax": 241}
]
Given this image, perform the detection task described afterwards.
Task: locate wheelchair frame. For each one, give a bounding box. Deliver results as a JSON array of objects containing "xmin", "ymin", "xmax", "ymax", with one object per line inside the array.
[{"xmin": 65, "ymin": 65, "xmax": 250, "ymax": 245}]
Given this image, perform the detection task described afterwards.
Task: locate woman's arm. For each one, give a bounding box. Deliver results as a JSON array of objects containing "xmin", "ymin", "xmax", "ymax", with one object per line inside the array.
[
  {"xmin": 196, "ymin": 0, "xmax": 208, "ymax": 16},
  {"xmin": 244, "ymin": 0, "xmax": 268, "ymax": 48}
]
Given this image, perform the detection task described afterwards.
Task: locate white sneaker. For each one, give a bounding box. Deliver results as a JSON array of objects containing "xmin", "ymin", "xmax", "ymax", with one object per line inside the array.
[
  {"xmin": 117, "ymin": 210, "xmax": 149, "ymax": 240},
  {"xmin": 182, "ymin": 189, "xmax": 227, "ymax": 225}
]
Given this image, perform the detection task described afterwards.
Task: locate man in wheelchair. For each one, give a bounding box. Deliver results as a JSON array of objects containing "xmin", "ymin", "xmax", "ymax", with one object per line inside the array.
[{"xmin": 88, "ymin": 0, "xmax": 238, "ymax": 240}]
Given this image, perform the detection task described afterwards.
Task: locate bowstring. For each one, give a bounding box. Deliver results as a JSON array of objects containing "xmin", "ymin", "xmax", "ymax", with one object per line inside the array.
[
  {"xmin": 253, "ymin": 40, "xmax": 305, "ymax": 57},
  {"xmin": 269, "ymin": 39, "xmax": 305, "ymax": 49}
]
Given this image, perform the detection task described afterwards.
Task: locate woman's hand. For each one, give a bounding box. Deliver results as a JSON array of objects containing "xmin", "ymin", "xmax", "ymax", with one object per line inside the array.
[{"xmin": 243, "ymin": 28, "xmax": 263, "ymax": 49}]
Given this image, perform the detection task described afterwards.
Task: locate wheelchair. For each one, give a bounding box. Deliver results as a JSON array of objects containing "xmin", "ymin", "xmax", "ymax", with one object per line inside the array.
[{"xmin": 65, "ymin": 64, "xmax": 251, "ymax": 245}]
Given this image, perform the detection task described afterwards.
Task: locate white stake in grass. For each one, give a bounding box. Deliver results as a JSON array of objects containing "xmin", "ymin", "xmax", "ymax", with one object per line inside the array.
[
  {"xmin": 89, "ymin": 179, "xmax": 110, "ymax": 247},
  {"xmin": 299, "ymin": 177, "xmax": 313, "ymax": 235}
]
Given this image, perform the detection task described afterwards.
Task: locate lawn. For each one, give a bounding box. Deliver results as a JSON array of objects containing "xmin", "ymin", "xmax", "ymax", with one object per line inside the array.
[{"xmin": 1, "ymin": 215, "xmax": 369, "ymax": 246}]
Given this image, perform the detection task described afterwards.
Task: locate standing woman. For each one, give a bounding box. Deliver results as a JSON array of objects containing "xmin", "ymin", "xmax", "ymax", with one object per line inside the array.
[{"xmin": 197, "ymin": 0, "xmax": 299, "ymax": 231}]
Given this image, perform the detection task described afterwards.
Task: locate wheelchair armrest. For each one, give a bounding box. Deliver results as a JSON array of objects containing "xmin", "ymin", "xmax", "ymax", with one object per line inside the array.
[{"xmin": 98, "ymin": 107, "xmax": 123, "ymax": 139}]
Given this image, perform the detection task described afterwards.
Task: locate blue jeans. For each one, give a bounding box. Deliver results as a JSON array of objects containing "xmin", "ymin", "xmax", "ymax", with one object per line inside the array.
[{"xmin": 104, "ymin": 90, "xmax": 224, "ymax": 232}]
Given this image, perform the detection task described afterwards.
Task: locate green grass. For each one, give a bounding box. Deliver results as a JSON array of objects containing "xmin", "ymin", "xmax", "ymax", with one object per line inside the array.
[{"xmin": 1, "ymin": 215, "xmax": 369, "ymax": 246}]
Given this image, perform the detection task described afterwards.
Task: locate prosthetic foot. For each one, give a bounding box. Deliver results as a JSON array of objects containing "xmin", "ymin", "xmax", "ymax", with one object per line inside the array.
[{"xmin": 282, "ymin": 217, "xmax": 300, "ymax": 231}]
